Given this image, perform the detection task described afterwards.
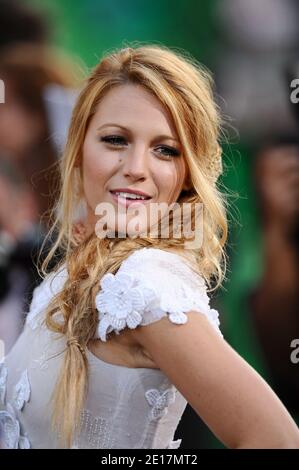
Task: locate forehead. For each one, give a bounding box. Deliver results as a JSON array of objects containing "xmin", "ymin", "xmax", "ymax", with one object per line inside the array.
[{"xmin": 92, "ymin": 83, "xmax": 178, "ymax": 137}]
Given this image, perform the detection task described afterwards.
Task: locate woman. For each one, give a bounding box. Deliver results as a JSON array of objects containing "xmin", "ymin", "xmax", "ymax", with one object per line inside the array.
[{"xmin": 0, "ymin": 44, "xmax": 299, "ymax": 449}]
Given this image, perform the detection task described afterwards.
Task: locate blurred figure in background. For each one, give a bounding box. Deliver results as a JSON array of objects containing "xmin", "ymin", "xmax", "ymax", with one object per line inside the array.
[
  {"xmin": 0, "ymin": 160, "xmax": 40, "ymax": 352},
  {"xmin": 214, "ymin": 0, "xmax": 299, "ymax": 433},
  {"xmin": 249, "ymin": 140, "xmax": 299, "ymax": 420},
  {"xmin": 0, "ymin": 43, "xmax": 79, "ymax": 353},
  {"xmin": 0, "ymin": 43, "xmax": 78, "ymax": 228},
  {"xmin": 0, "ymin": 0, "xmax": 49, "ymax": 52}
]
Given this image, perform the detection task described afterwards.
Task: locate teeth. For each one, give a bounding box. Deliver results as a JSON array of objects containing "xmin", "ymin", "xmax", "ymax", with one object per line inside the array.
[{"xmin": 113, "ymin": 191, "xmax": 147, "ymax": 200}]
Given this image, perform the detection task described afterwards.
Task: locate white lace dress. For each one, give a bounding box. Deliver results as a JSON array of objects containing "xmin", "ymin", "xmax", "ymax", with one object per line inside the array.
[{"xmin": 0, "ymin": 247, "xmax": 222, "ymax": 449}]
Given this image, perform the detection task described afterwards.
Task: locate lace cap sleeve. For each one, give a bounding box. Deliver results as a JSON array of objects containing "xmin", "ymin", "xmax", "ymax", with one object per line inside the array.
[{"xmin": 95, "ymin": 247, "xmax": 222, "ymax": 341}]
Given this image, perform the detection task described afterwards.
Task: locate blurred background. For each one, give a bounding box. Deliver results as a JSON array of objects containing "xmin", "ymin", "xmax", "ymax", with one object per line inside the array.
[{"xmin": 0, "ymin": 0, "xmax": 298, "ymax": 449}]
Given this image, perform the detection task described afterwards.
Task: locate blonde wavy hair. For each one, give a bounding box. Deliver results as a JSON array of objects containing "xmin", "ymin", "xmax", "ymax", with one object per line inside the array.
[{"xmin": 39, "ymin": 43, "xmax": 228, "ymax": 447}]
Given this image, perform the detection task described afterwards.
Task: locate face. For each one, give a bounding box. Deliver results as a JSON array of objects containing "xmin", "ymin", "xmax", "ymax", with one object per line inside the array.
[{"xmin": 81, "ymin": 83, "xmax": 190, "ymax": 238}]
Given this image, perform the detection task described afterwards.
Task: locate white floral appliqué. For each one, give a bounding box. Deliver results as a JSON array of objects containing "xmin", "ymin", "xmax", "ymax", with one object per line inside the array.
[
  {"xmin": 0, "ymin": 403, "xmax": 30, "ymax": 449},
  {"xmin": 145, "ymin": 387, "xmax": 176, "ymax": 420},
  {"xmin": 95, "ymin": 272, "xmax": 155, "ymax": 341},
  {"xmin": 94, "ymin": 248, "xmax": 223, "ymax": 341},
  {"xmin": 12, "ymin": 369, "xmax": 31, "ymax": 411}
]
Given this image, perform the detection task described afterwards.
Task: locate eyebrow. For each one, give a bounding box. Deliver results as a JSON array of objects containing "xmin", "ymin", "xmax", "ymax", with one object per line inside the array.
[{"xmin": 96, "ymin": 123, "xmax": 180, "ymax": 143}]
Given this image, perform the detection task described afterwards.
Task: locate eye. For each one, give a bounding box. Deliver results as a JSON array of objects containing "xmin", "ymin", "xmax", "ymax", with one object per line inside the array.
[
  {"xmin": 155, "ymin": 145, "xmax": 181, "ymax": 159},
  {"xmin": 100, "ymin": 135, "xmax": 127, "ymax": 146}
]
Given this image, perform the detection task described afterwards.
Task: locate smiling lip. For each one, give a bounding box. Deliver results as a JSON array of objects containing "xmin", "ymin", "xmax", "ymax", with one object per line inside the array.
[{"xmin": 109, "ymin": 188, "xmax": 152, "ymax": 208}]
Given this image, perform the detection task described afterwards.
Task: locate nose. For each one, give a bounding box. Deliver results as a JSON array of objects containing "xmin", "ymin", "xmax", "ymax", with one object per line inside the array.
[{"xmin": 121, "ymin": 144, "xmax": 149, "ymax": 182}]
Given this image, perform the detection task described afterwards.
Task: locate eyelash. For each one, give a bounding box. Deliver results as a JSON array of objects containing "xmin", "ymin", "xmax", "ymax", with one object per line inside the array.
[{"xmin": 100, "ymin": 135, "xmax": 181, "ymax": 159}]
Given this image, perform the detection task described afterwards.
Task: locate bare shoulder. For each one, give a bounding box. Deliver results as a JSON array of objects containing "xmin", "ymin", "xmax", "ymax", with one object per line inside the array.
[
  {"xmin": 132, "ymin": 310, "xmax": 224, "ymax": 390},
  {"xmin": 131, "ymin": 311, "xmax": 299, "ymax": 448},
  {"xmin": 132, "ymin": 310, "xmax": 221, "ymax": 373}
]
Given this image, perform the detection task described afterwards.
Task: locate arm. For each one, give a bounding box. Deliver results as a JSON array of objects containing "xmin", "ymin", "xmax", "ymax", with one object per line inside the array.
[{"xmin": 132, "ymin": 311, "xmax": 299, "ymax": 449}]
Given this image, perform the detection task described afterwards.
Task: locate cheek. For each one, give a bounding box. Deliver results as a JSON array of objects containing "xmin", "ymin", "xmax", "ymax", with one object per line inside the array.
[
  {"xmin": 153, "ymin": 159, "xmax": 187, "ymax": 201},
  {"xmin": 82, "ymin": 139, "xmax": 115, "ymax": 204}
]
